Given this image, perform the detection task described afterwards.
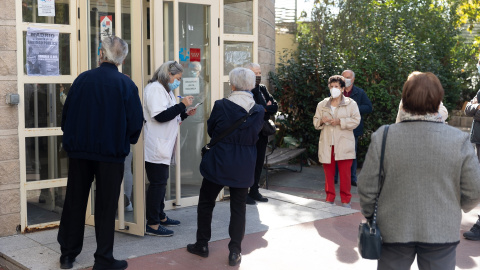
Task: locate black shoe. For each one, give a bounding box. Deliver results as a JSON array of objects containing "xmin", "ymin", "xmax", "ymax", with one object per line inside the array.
[
  {"xmin": 59, "ymin": 255, "xmax": 75, "ymax": 269},
  {"xmin": 464, "ymin": 216, "xmax": 480, "ymax": 241},
  {"xmin": 245, "ymin": 195, "xmax": 256, "ymax": 205},
  {"xmin": 92, "ymin": 259, "xmax": 128, "ymax": 270},
  {"xmin": 228, "ymin": 252, "xmax": 242, "ymax": 266},
  {"xmin": 187, "ymin": 243, "xmax": 209, "ymax": 258},
  {"xmin": 249, "ymin": 192, "xmax": 268, "ymax": 202},
  {"xmin": 351, "ymin": 181, "xmax": 357, "ymax": 187}
]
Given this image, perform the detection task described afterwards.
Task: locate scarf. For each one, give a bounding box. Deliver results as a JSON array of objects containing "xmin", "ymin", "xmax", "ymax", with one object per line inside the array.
[{"xmin": 398, "ymin": 110, "xmax": 444, "ymax": 123}]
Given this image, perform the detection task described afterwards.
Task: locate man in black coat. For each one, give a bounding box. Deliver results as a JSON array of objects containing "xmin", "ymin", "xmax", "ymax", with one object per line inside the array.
[
  {"xmin": 57, "ymin": 36, "xmax": 144, "ymax": 270},
  {"xmin": 335, "ymin": 70, "xmax": 372, "ymax": 186},
  {"xmin": 244, "ymin": 63, "xmax": 278, "ymax": 204}
]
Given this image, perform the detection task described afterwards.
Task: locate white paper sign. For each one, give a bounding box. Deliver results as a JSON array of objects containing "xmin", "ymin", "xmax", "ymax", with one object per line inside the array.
[
  {"xmin": 38, "ymin": 0, "xmax": 55, "ymax": 17},
  {"xmin": 182, "ymin": 78, "xmax": 200, "ymax": 95},
  {"xmin": 26, "ymin": 28, "xmax": 60, "ymax": 76}
]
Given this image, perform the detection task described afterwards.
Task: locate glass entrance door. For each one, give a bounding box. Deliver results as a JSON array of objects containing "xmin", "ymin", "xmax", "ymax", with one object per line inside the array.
[
  {"xmin": 157, "ymin": 0, "xmax": 219, "ymax": 209},
  {"xmin": 80, "ymin": 0, "xmax": 145, "ymax": 236}
]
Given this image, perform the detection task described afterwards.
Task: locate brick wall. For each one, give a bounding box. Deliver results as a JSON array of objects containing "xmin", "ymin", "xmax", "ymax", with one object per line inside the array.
[
  {"xmin": 0, "ymin": 0, "xmax": 21, "ymax": 237},
  {"xmin": 258, "ymin": 0, "xmax": 275, "ymax": 88}
]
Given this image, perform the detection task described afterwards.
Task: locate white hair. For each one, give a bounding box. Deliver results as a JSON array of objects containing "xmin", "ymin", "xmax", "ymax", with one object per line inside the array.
[
  {"xmin": 229, "ymin": 67, "xmax": 255, "ymax": 91},
  {"xmin": 342, "ymin": 69, "xmax": 355, "ymax": 78},
  {"xmin": 244, "ymin": 62, "xmax": 261, "ymax": 70},
  {"xmin": 100, "ymin": 36, "xmax": 128, "ymax": 66}
]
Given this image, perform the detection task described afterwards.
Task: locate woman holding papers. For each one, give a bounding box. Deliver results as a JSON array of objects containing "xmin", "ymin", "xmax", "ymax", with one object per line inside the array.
[{"xmin": 143, "ymin": 61, "xmax": 197, "ymax": 237}]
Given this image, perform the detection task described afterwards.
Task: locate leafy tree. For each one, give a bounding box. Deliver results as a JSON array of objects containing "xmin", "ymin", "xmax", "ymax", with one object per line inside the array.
[{"xmin": 270, "ymin": 0, "xmax": 480, "ymax": 164}]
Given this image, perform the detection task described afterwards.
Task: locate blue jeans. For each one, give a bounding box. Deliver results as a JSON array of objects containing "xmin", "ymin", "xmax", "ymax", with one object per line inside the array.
[
  {"xmin": 335, "ymin": 136, "xmax": 359, "ymax": 183},
  {"xmin": 145, "ymin": 162, "xmax": 168, "ymax": 225}
]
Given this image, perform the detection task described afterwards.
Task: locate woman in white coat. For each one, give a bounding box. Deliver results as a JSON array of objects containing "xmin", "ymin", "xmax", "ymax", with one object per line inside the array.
[
  {"xmin": 143, "ymin": 61, "xmax": 197, "ymax": 236},
  {"xmin": 313, "ymin": 75, "xmax": 360, "ymax": 208}
]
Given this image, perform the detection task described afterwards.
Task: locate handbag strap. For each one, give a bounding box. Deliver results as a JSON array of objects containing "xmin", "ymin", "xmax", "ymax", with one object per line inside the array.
[
  {"xmin": 371, "ymin": 125, "xmax": 389, "ymax": 231},
  {"xmin": 206, "ymin": 107, "xmax": 255, "ymax": 149}
]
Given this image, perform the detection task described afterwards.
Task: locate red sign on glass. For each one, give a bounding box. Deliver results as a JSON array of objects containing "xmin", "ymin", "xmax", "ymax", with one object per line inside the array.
[{"xmin": 190, "ymin": 48, "xmax": 201, "ymax": 62}]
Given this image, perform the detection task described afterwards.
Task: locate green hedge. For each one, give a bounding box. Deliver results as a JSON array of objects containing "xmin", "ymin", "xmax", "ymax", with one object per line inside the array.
[{"xmin": 270, "ymin": 0, "xmax": 479, "ymax": 165}]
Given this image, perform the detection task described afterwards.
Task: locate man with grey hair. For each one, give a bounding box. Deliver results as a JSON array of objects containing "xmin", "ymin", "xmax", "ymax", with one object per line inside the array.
[
  {"xmin": 57, "ymin": 36, "xmax": 143, "ymax": 270},
  {"xmin": 334, "ymin": 70, "xmax": 372, "ymax": 187},
  {"xmin": 244, "ymin": 63, "xmax": 278, "ymax": 204}
]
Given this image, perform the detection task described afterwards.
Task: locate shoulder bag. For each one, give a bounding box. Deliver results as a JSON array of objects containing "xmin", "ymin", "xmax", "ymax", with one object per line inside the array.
[
  {"xmin": 358, "ymin": 125, "xmax": 389, "ymax": 260},
  {"xmin": 261, "ymin": 119, "xmax": 276, "ymax": 136},
  {"xmin": 201, "ymin": 107, "xmax": 255, "ymax": 157}
]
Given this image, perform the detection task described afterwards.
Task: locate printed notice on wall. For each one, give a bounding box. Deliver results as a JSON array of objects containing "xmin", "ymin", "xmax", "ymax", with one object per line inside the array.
[
  {"xmin": 182, "ymin": 78, "xmax": 200, "ymax": 95},
  {"xmin": 26, "ymin": 28, "xmax": 60, "ymax": 76},
  {"xmin": 38, "ymin": 0, "xmax": 55, "ymax": 16}
]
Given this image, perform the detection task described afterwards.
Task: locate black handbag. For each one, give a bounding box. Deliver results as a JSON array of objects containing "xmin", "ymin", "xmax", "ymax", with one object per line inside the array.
[
  {"xmin": 358, "ymin": 125, "xmax": 389, "ymax": 260},
  {"xmin": 261, "ymin": 119, "xmax": 276, "ymax": 136},
  {"xmin": 201, "ymin": 107, "xmax": 255, "ymax": 157}
]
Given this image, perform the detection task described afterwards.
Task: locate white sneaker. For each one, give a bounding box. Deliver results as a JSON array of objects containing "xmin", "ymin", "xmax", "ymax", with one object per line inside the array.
[
  {"xmin": 125, "ymin": 202, "xmax": 133, "ymax": 212},
  {"xmin": 342, "ymin": 203, "xmax": 351, "ymax": 208}
]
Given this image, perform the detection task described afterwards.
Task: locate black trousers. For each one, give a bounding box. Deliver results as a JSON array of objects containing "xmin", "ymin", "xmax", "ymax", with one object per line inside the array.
[
  {"xmin": 57, "ymin": 158, "xmax": 124, "ymax": 266},
  {"xmin": 145, "ymin": 162, "xmax": 169, "ymax": 225},
  {"xmin": 196, "ymin": 178, "xmax": 248, "ymax": 253},
  {"xmin": 250, "ymin": 134, "xmax": 268, "ymax": 194}
]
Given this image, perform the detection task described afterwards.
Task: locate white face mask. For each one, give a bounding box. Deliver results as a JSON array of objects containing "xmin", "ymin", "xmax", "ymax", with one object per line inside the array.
[
  {"xmin": 345, "ymin": 79, "xmax": 352, "ymax": 87},
  {"xmin": 330, "ymin": 87, "xmax": 341, "ymax": 98}
]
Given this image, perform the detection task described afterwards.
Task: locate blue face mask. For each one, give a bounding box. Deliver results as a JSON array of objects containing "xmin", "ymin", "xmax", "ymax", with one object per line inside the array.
[{"xmin": 168, "ymin": 79, "xmax": 181, "ymax": 91}]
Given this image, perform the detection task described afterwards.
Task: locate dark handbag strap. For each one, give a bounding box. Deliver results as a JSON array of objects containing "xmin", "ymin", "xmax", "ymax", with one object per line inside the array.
[
  {"xmin": 205, "ymin": 107, "xmax": 255, "ymax": 150},
  {"xmin": 371, "ymin": 125, "xmax": 389, "ymax": 232}
]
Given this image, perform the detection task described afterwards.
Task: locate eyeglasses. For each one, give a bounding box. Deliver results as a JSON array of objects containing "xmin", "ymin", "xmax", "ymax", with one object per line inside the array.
[{"xmin": 169, "ymin": 61, "xmax": 178, "ymax": 70}]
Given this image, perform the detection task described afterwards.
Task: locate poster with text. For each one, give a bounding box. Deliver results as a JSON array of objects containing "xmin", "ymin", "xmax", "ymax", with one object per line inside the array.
[
  {"xmin": 26, "ymin": 28, "xmax": 60, "ymax": 76},
  {"xmin": 182, "ymin": 78, "xmax": 200, "ymax": 95},
  {"xmin": 38, "ymin": 0, "xmax": 55, "ymax": 16}
]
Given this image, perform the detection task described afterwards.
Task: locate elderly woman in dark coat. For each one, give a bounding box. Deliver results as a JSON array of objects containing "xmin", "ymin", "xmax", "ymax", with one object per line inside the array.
[
  {"xmin": 358, "ymin": 72, "xmax": 480, "ymax": 270},
  {"xmin": 186, "ymin": 67, "xmax": 264, "ymax": 267}
]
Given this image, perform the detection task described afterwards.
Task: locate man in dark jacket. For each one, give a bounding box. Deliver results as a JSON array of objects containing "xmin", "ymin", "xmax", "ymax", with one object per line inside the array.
[
  {"xmin": 244, "ymin": 63, "xmax": 278, "ymax": 204},
  {"xmin": 57, "ymin": 36, "xmax": 144, "ymax": 270},
  {"xmin": 335, "ymin": 70, "xmax": 372, "ymax": 186}
]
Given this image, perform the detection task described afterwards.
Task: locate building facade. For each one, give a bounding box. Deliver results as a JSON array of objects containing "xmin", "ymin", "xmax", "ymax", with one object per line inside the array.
[{"xmin": 0, "ymin": 0, "xmax": 275, "ymax": 237}]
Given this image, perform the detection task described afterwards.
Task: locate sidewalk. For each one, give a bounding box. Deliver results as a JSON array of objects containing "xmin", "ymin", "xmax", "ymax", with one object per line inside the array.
[{"xmin": 0, "ymin": 165, "xmax": 479, "ymax": 270}]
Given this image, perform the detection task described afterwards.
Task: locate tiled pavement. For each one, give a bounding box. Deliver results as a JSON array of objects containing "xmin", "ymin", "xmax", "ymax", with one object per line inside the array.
[{"xmin": 0, "ymin": 165, "xmax": 479, "ymax": 270}]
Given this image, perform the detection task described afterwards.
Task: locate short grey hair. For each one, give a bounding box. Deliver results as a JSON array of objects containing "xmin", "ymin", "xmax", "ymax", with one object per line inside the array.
[
  {"xmin": 244, "ymin": 62, "xmax": 261, "ymax": 70},
  {"xmin": 342, "ymin": 69, "xmax": 355, "ymax": 78},
  {"xmin": 149, "ymin": 61, "xmax": 183, "ymax": 91},
  {"xmin": 100, "ymin": 36, "xmax": 128, "ymax": 66},
  {"xmin": 229, "ymin": 67, "xmax": 255, "ymax": 91}
]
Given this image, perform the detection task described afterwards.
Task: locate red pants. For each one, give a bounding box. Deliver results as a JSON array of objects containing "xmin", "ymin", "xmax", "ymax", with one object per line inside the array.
[{"xmin": 322, "ymin": 146, "xmax": 353, "ymax": 203}]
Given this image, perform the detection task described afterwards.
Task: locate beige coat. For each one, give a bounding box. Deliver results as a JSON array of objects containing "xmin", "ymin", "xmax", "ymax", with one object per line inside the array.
[{"xmin": 313, "ymin": 96, "xmax": 360, "ymax": 164}]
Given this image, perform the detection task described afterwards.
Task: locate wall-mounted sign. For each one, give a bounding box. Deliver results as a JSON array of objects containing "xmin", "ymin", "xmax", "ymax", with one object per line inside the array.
[
  {"xmin": 38, "ymin": 0, "xmax": 55, "ymax": 17},
  {"xmin": 182, "ymin": 78, "xmax": 200, "ymax": 95},
  {"xmin": 100, "ymin": 15, "xmax": 113, "ymax": 38},
  {"xmin": 26, "ymin": 27, "xmax": 59, "ymax": 76},
  {"xmin": 190, "ymin": 48, "xmax": 201, "ymax": 62},
  {"xmin": 179, "ymin": 48, "xmax": 190, "ymax": 62}
]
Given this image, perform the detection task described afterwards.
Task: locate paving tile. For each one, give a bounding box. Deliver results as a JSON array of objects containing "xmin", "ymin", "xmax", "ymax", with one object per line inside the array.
[
  {"xmin": 0, "ymin": 235, "xmax": 40, "ymax": 254},
  {"xmin": 0, "ymin": 189, "xmax": 359, "ymax": 269}
]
